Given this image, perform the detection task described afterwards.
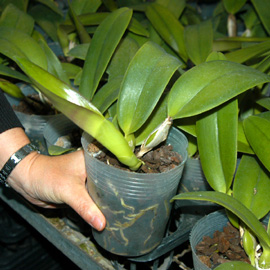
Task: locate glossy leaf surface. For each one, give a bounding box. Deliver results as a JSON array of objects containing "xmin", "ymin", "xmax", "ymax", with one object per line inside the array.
[
  {"xmin": 196, "ymin": 100, "xmax": 238, "ymax": 193},
  {"xmin": 117, "ymin": 41, "xmax": 181, "ymax": 136},
  {"xmin": 168, "ymin": 60, "xmax": 270, "ymax": 119},
  {"xmin": 234, "ymin": 155, "xmax": 270, "ymax": 219},
  {"xmin": 243, "ymin": 112, "xmax": 270, "ymax": 172},
  {"xmin": 79, "ymin": 8, "xmax": 132, "ymax": 100},
  {"xmin": 146, "ymin": 3, "xmax": 187, "ymax": 62},
  {"xmin": 15, "ymin": 57, "xmax": 142, "ymax": 170},
  {"xmin": 171, "ymin": 191, "xmax": 270, "ymax": 248},
  {"xmin": 184, "ymin": 20, "xmax": 213, "ymax": 65}
]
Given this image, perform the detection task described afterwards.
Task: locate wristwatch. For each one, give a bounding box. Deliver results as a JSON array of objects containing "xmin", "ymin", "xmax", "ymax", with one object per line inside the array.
[{"xmin": 0, "ymin": 143, "xmax": 39, "ymax": 187}]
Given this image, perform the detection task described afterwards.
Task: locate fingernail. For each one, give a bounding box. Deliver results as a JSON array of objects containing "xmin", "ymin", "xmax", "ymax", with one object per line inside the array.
[{"xmin": 90, "ymin": 216, "xmax": 104, "ymax": 231}]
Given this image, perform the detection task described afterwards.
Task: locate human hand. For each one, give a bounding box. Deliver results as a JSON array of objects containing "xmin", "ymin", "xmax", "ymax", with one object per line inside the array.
[{"xmin": 1, "ymin": 128, "xmax": 106, "ymax": 231}]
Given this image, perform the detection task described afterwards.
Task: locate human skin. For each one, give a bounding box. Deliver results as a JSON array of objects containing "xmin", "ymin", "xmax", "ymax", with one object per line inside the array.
[{"xmin": 0, "ymin": 127, "xmax": 106, "ymax": 231}]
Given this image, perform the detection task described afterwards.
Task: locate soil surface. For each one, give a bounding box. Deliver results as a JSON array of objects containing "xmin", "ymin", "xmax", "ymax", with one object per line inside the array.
[
  {"xmin": 88, "ymin": 141, "xmax": 183, "ymax": 173},
  {"xmin": 13, "ymin": 94, "xmax": 56, "ymax": 115},
  {"xmin": 196, "ymin": 222, "xmax": 250, "ymax": 268}
]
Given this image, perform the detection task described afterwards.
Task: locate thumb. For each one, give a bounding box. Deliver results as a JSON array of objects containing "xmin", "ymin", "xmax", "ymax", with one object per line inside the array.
[{"xmin": 64, "ymin": 185, "xmax": 106, "ymax": 231}]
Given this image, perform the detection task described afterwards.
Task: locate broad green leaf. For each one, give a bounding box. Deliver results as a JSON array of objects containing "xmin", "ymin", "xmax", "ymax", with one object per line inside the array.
[
  {"xmin": 214, "ymin": 261, "xmax": 256, "ymax": 270},
  {"xmin": 206, "ymin": 51, "xmax": 227, "ymax": 62},
  {"xmin": 251, "ymin": 0, "xmax": 270, "ymax": 35},
  {"xmin": 223, "ymin": 0, "xmax": 247, "ymax": 15},
  {"xmin": 0, "ymin": 79, "xmax": 24, "ymax": 98},
  {"xmin": 254, "ymin": 55, "xmax": 270, "ymax": 73},
  {"xmin": 234, "ymin": 155, "xmax": 270, "ymax": 219},
  {"xmin": 156, "ymin": 0, "xmax": 186, "ymax": 19},
  {"xmin": 171, "ymin": 191, "xmax": 270, "ymax": 248},
  {"xmin": 117, "ymin": 41, "xmax": 181, "ymax": 135},
  {"xmin": 70, "ymin": 0, "xmax": 101, "ymax": 15},
  {"xmin": 67, "ymin": 43, "xmax": 90, "ymax": 60},
  {"xmin": 0, "ymin": 63, "xmax": 30, "ymax": 83},
  {"xmin": 107, "ymin": 36, "xmax": 139, "ymax": 81},
  {"xmin": 0, "ymin": 26, "xmax": 47, "ymax": 69},
  {"xmin": 79, "ymin": 7, "xmax": 132, "ymax": 100},
  {"xmin": 64, "ymin": 12, "xmax": 109, "ymax": 27},
  {"xmin": 68, "ymin": 1, "xmax": 91, "ymax": 44},
  {"xmin": 237, "ymin": 121, "xmax": 254, "ymax": 154},
  {"xmin": 184, "ymin": 20, "xmax": 213, "ymax": 65},
  {"xmin": 38, "ymin": 38, "xmax": 70, "ymax": 85},
  {"xmin": 145, "ymin": 3, "xmax": 187, "ymax": 62},
  {"xmin": 225, "ymin": 40, "xmax": 270, "ymax": 64},
  {"xmin": 174, "ymin": 116, "xmax": 197, "ymax": 137},
  {"xmin": 135, "ymin": 94, "xmax": 167, "ymax": 145},
  {"xmin": 257, "ymin": 97, "xmax": 270, "ymax": 110},
  {"xmin": 92, "ymin": 76, "xmax": 122, "ymax": 113},
  {"xmin": 243, "ymin": 112, "xmax": 270, "ymax": 172},
  {"xmin": 128, "ymin": 18, "xmax": 149, "ymax": 37},
  {"xmin": 61, "ymin": 63, "xmax": 82, "ymax": 80},
  {"xmin": 0, "ymin": 4, "xmax": 34, "ymax": 35},
  {"xmin": 168, "ymin": 60, "xmax": 270, "ymax": 119},
  {"xmin": 14, "ymin": 57, "xmax": 142, "ymax": 170},
  {"xmin": 196, "ymin": 100, "xmax": 238, "ymax": 193}
]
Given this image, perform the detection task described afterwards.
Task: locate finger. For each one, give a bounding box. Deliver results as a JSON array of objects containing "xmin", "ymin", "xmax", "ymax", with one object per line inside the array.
[{"xmin": 63, "ymin": 185, "xmax": 106, "ymax": 231}]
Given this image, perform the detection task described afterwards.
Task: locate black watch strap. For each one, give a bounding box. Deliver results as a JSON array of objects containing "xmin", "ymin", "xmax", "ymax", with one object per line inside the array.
[{"xmin": 0, "ymin": 143, "xmax": 39, "ymax": 187}]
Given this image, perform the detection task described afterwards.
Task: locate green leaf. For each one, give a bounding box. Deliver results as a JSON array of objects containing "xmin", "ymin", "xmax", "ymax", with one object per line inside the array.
[
  {"xmin": 0, "ymin": 0, "xmax": 28, "ymax": 12},
  {"xmin": 168, "ymin": 60, "xmax": 270, "ymax": 119},
  {"xmin": 251, "ymin": 0, "xmax": 270, "ymax": 35},
  {"xmin": 0, "ymin": 63, "xmax": 30, "ymax": 83},
  {"xmin": 36, "ymin": 0, "xmax": 63, "ymax": 16},
  {"xmin": 28, "ymin": 5, "xmax": 63, "ymax": 42},
  {"xmin": 171, "ymin": 191, "xmax": 270, "ymax": 249},
  {"xmin": 0, "ymin": 79, "xmax": 24, "ymax": 98},
  {"xmin": 68, "ymin": 0, "xmax": 91, "ymax": 44},
  {"xmin": 234, "ymin": 155, "xmax": 270, "ymax": 219},
  {"xmin": 0, "ymin": 26, "xmax": 47, "ymax": 69},
  {"xmin": 145, "ymin": 3, "xmax": 187, "ymax": 62},
  {"xmin": 61, "ymin": 62, "xmax": 82, "ymax": 80},
  {"xmin": 184, "ymin": 20, "xmax": 213, "ymax": 65},
  {"xmin": 91, "ymin": 76, "xmax": 122, "ymax": 113},
  {"xmin": 117, "ymin": 41, "xmax": 181, "ymax": 135},
  {"xmin": 196, "ymin": 100, "xmax": 238, "ymax": 193},
  {"xmin": 156, "ymin": 0, "xmax": 186, "ymax": 19},
  {"xmin": 214, "ymin": 261, "xmax": 256, "ymax": 270},
  {"xmin": 225, "ymin": 40, "xmax": 270, "ymax": 64},
  {"xmin": 38, "ymin": 38, "xmax": 70, "ymax": 85},
  {"xmin": 67, "ymin": 43, "xmax": 90, "ymax": 60},
  {"xmin": 48, "ymin": 145, "xmax": 75, "ymax": 155},
  {"xmin": 69, "ymin": 0, "xmax": 101, "ymax": 15},
  {"xmin": 257, "ymin": 97, "xmax": 270, "ymax": 110},
  {"xmin": 243, "ymin": 112, "xmax": 270, "ymax": 172},
  {"xmin": 128, "ymin": 17, "xmax": 149, "ymax": 37},
  {"xmin": 0, "ymin": 4, "xmax": 34, "ymax": 35},
  {"xmin": 223, "ymin": 0, "xmax": 247, "ymax": 15},
  {"xmin": 14, "ymin": 57, "xmax": 142, "ymax": 170},
  {"xmin": 135, "ymin": 94, "xmax": 168, "ymax": 145},
  {"xmin": 107, "ymin": 36, "xmax": 139, "ymax": 81},
  {"xmin": 79, "ymin": 7, "xmax": 132, "ymax": 100},
  {"xmin": 237, "ymin": 121, "xmax": 254, "ymax": 154}
]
